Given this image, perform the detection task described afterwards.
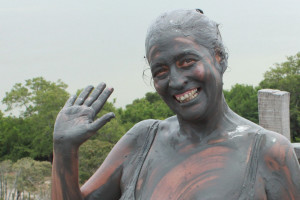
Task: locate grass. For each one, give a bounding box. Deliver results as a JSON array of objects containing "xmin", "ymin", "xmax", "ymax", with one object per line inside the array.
[{"xmin": 294, "ymin": 137, "xmax": 300, "ymax": 143}]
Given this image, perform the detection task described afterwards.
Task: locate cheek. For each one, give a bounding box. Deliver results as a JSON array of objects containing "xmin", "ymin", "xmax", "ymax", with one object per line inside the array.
[
  {"xmin": 206, "ymin": 58, "xmax": 222, "ymax": 82},
  {"xmin": 202, "ymin": 58, "xmax": 222, "ymax": 86},
  {"xmin": 210, "ymin": 66, "xmax": 222, "ymax": 87},
  {"xmin": 154, "ymin": 81, "xmax": 161, "ymax": 93},
  {"xmin": 154, "ymin": 79, "xmax": 167, "ymax": 95}
]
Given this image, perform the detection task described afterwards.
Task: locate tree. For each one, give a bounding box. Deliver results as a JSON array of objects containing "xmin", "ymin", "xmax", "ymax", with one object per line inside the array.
[
  {"xmin": 12, "ymin": 157, "xmax": 52, "ymax": 193},
  {"xmin": 3, "ymin": 77, "xmax": 68, "ymax": 117},
  {"xmin": 79, "ymin": 140, "xmax": 114, "ymax": 184},
  {"xmin": 223, "ymin": 84, "xmax": 259, "ymax": 124},
  {"xmin": 1, "ymin": 77, "xmax": 69, "ymax": 161},
  {"xmin": 259, "ymin": 52, "xmax": 300, "ymax": 140},
  {"xmin": 0, "ymin": 116, "xmax": 33, "ymax": 161},
  {"xmin": 0, "ymin": 158, "xmax": 52, "ymax": 199},
  {"xmin": 120, "ymin": 92, "xmax": 174, "ymax": 130}
]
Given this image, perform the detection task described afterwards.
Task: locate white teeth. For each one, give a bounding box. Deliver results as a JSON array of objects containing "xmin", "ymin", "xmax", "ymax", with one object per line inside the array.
[{"xmin": 175, "ymin": 88, "xmax": 199, "ymax": 103}]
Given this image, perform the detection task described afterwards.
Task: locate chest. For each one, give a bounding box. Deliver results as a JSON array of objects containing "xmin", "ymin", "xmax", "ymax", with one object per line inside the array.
[{"xmin": 135, "ymin": 137, "xmax": 257, "ymax": 200}]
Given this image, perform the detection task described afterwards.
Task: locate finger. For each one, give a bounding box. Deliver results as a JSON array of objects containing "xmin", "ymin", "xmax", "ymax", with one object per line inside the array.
[
  {"xmin": 91, "ymin": 87, "xmax": 114, "ymax": 114},
  {"xmin": 63, "ymin": 95, "xmax": 77, "ymax": 108},
  {"xmin": 74, "ymin": 85, "xmax": 94, "ymax": 105},
  {"xmin": 87, "ymin": 112, "xmax": 115, "ymax": 133},
  {"xmin": 84, "ymin": 82, "xmax": 106, "ymax": 107}
]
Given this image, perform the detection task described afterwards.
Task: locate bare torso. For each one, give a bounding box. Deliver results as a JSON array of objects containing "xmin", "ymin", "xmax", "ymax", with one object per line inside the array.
[{"xmin": 120, "ymin": 116, "xmax": 271, "ymax": 200}]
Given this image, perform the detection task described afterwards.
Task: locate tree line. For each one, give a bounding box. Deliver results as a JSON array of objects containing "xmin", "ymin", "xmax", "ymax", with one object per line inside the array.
[{"xmin": 0, "ymin": 52, "xmax": 299, "ymax": 184}]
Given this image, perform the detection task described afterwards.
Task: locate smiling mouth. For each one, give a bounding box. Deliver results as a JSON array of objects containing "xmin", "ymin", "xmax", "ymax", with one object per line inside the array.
[{"xmin": 174, "ymin": 88, "xmax": 201, "ymax": 103}]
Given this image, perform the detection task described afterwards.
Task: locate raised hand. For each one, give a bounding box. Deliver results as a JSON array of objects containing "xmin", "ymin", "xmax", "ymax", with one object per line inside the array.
[{"xmin": 53, "ymin": 83, "xmax": 115, "ymax": 148}]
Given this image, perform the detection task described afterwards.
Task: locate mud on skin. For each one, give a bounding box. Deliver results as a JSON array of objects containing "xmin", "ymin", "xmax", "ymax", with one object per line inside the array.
[{"xmin": 51, "ymin": 9, "xmax": 300, "ymax": 200}]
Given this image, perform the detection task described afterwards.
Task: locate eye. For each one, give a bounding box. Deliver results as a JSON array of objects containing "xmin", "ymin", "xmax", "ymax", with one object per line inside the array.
[
  {"xmin": 177, "ymin": 58, "xmax": 196, "ymax": 68},
  {"xmin": 153, "ymin": 65, "xmax": 169, "ymax": 78}
]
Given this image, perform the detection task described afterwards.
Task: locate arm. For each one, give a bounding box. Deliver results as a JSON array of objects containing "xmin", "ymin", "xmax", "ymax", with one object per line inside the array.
[
  {"xmin": 51, "ymin": 83, "xmax": 116, "ymax": 200},
  {"xmin": 260, "ymin": 131, "xmax": 300, "ymax": 199},
  {"xmin": 81, "ymin": 119, "xmax": 158, "ymax": 199}
]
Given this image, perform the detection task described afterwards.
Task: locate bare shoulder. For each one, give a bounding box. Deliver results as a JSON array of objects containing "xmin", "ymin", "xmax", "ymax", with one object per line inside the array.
[
  {"xmin": 257, "ymin": 128, "xmax": 298, "ymax": 172},
  {"xmin": 151, "ymin": 115, "xmax": 178, "ymax": 133},
  {"xmin": 258, "ymin": 129, "xmax": 295, "ymax": 161},
  {"xmin": 121, "ymin": 119, "xmax": 161, "ymax": 149},
  {"xmin": 257, "ymin": 129, "xmax": 300, "ymax": 199},
  {"xmin": 103, "ymin": 119, "xmax": 161, "ymax": 167}
]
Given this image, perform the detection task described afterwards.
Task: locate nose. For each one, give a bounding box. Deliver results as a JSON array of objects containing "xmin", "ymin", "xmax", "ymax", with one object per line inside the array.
[{"xmin": 168, "ymin": 67, "xmax": 187, "ymax": 90}]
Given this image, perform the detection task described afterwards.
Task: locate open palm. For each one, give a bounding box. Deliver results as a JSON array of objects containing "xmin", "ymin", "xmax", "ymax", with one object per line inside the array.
[{"xmin": 53, "ymin": 83, "xmax": 115, "ymax": 148}]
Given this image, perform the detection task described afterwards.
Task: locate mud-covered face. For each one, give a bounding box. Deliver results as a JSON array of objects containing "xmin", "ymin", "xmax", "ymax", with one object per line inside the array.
[{"xmin": 148, "ymin": 35, "xmax": 223, "ymax": 122}]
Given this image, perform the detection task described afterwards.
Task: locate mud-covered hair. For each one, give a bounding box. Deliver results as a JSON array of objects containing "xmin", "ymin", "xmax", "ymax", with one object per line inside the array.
[{"xmin": 145, "ymin": 9, "xmax": 228, "ymax": 74}]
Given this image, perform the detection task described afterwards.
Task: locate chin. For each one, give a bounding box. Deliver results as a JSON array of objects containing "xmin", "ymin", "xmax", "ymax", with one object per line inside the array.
[{"xmin": 167, "ymin": 100, "xmax": 209, "ymax": 122}]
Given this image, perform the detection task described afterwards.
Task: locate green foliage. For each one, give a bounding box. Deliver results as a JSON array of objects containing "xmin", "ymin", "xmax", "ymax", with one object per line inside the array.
[
  {"xmin": 1, "ymin": 77, "xmax": 69, "ymax": 161},
  {"xmin": 2, "ymin": 83, "xmax": 31, "ymax": 116},
  {"xmin": 0, "ymin": 158, "xmax": 51, "ymax": 199},
  {"xmin": 0, "ymin": 116, "xmax": 34, "ymax": 161},
  {"xmin": 12, "ymin": 157, "xmax": 51, "ymax": 193},
  {"xmin": 0, "ymin": 160, "xmax": 12, "ymax": 200},
  {"xmin": 224, "ymin": 84, "xmax": 259, "ymax": 123},
  {"xmin": 0, "ymin": 160, "xmax": 12, "ymax": 174},
  {"xmin": 120, "ymin": 92, "xmax": 174, "ymax": 130},
  {"xmin": 79, "ymin": 140, "xmax": 114, "ymax": 184},
  {"xmin": 3, "ymin": 77, "xmax": 68, "ymax": 117},
  {"xmin": 259, "ymin": 52, "xmax": 300, "ymax": 140}
]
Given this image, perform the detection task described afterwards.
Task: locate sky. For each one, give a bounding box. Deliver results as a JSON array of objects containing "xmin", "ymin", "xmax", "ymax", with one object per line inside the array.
[{"xmin": 1, "ymin": 0, "xmax": 300, "ymax": 111}]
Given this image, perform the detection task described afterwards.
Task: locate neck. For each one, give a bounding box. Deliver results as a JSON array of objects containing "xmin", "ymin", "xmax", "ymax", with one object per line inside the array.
[{"xmin": 177, "ymin": 95, "xmax": 234, "ymax": 140}]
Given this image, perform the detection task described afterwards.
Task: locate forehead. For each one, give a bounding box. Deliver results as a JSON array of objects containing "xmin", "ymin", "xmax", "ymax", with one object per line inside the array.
[
  {"xmin": 149, "ymin": 36, "xmax": 197, "ymax": 54},
  {"xmin": 148, "ymin": 35, "xmax": 208, "ymax": 62}
]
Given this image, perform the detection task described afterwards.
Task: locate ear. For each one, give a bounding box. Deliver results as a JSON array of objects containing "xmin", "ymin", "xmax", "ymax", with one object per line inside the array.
[
  {"xmin": 214, "ymin": 53, "xmax": 225, "ymax": 75},
  {"xmin": 215, "ymin": 54, "xmax": 221, "ymax": 64}
]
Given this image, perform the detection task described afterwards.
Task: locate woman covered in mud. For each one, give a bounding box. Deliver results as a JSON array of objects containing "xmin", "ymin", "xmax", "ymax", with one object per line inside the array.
[{"xmin": 52, "ymin": 9, "xmax": 300, "ymax": 200}]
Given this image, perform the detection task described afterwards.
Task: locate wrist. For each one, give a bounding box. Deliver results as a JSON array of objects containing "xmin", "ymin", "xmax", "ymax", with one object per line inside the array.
[{"xmin": 53, "ymin": 142, "xmax": 79, "ymax": 158}]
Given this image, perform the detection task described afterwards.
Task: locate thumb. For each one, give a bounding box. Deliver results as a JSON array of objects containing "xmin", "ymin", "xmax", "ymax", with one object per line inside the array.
[{"xmin": 87, "ymin": 112, "xmax": 115, "ymax": 132}]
